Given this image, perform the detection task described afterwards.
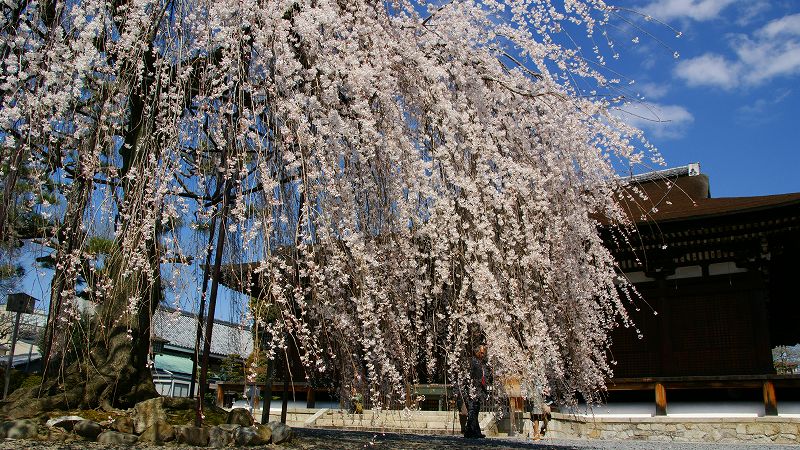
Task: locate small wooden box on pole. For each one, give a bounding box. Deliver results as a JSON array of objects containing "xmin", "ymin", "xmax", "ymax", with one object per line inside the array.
[{"xmin": 6, "ymin": 293, "xmax": 35, "ymax": 314}]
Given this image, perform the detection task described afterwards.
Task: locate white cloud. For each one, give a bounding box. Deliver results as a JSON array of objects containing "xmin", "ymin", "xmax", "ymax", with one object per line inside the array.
[
  {"xmin": 737, "ymin": 13, "xmax": 800, "ymax": 84},
  {"xmin": 615, "ymin": 102, "xmax": 695, "ymax": 140},
  {"xmin": 735, "ymin": 37, "xmax": 800, "ymax": 84},
  {"xmin": 674, "ymin": 54, "xmax": 739, "ymax": 89},
  {"xmin": 637, "ymin": 82, "xmax": 670, "ymax": 100},
  {"xmin": 757, "ymin": 13, "xmax": 800, "ymax": 38},
  {"xmin": 674, "ymin": 13, "xmax": 800, "ymax": 89},
  {"xmin": 735, "ymin": 1, "xmax": 771, "ymax": 26},
  {"xmin": 640, "ymin": 0, "xmax": 737, "ymax": 21}
]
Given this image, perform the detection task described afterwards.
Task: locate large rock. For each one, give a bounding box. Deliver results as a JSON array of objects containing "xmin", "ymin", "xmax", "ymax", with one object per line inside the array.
[
  {"xmin": 175, "ymin": 425, "xmax": 210, "ymax": 446},
  {"xmin": 45, "ymin": 415, "xmax": 85, "ymax": 431},
  {"xmin": 41, "ymin": 426, "xmax": 72, "ymax": 442},
  {"xmin": 163, "ymin": 396, "xmax": 196, "ymax": 410},
  {"xmin": 0, "ymin": 419, "xmax": 38, "ymax": 439},
  {"xmin": 138, "ymin": 420, "xmax": 175, "ymax": 444},
  {"xmin": 227, "ymin": 407, "xmax": 254, "ymax": 427},
  {"xmin": 132, "ymin": 397, "xmax": 168, "ymax": 434},
  {"xmin": 97, "ymin": 430, "xmax": 139, "ymax": 445},
  {"xmin": 234, "ymin": 425, "xmax": 271, "ymax": 446},
  {"xmin": 218, "ymin": 423, "xmax": 242, "ymax": 432},
  {"xmin": 255, "ymin": 424, "xmax": 273, "ymax": 444},
  {"xmin": 73, "ymin": 420, "xmax": 103, "ymax": 440},
  {"xmin": 111, "ymin": 416, "xmax": 135, "ymax": 434},
  {"xmin": 268, "ymin": 421, "xmax": 292, "ymax": 444},
  {"xmin": 209, "ymin": 425, "xmax": 237, "ymax": 448},
  {"xmin": 233, "ymin": 426, "xmax": 255, "ymax": 446}
]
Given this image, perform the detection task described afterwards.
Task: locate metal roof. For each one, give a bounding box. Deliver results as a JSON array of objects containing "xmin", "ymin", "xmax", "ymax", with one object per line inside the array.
[
  {"xmin": 153, "ymin": 353, "xmax": 196, "ymax": 375},
  {"xmin": 622, "ymin": 162, "xmax": 701, "ymax": 185},
  {"xmin": 153, "ymin": 308, "xmax": 253, "ymax": 358}
]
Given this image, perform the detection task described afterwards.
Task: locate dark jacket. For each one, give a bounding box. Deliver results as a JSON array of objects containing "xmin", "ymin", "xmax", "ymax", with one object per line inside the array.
[{"xmin": 470, "ymin": 356, "xmax": 490, "ymax": 394}]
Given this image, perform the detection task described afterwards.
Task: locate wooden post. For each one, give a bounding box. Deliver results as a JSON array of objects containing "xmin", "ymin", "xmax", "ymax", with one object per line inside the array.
[
  {"xmin": 216, "ymin": 384, "xmax": 224, "ymax": 407},
  {"xmin": 763, "ymin": 380, "xmax": 778, "ymax": 416},
  {"xmin": 2, "ymin": 311, "xmax": 21, "ymax": 399},
  {"xmin": 190, "ymin": 212, "xmax": 218, "ymax": 399},
  {"xmin": 281, "ymin": 381, "xmax": 289, "ymax": 424},
  {"xmin": 507, "ymin": 397, "xmax": 516, "ymax": 436},
  {"xmin": 280, "ymin": 335, "xmax": 291, "ymax": 424},
  {"xmin": 195, "ymin": 182, "xmax": 231, "ymax": 427},
  {"xmin": 306, "ymin": 387, "xmax": 316, "ymax": 408},
  {"xmin": 260, "ymin": 359, "xmax": 274, "ymax": 424},
  {"xmin": 655, "ymin": 382, "xmax": 667, "ymax": 416}
]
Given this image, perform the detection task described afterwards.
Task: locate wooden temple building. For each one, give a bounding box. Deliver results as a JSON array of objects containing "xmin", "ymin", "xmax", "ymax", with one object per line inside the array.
[
  {"xmin": 217, "ymin": 163, "xmax": 800, "ymax": 416},
  {"xmin": 606, "ymin": 163, "xmax": 800, "ymax": 414}
]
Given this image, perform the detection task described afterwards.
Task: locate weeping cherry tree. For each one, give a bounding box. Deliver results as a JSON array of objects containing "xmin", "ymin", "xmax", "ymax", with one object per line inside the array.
[{"xmin": 0, "ymin": 0, "xmax": 670, "ymax": 417}]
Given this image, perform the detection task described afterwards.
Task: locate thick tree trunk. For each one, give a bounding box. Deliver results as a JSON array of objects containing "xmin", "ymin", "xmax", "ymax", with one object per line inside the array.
[
  {"xmin": 1, "ymin": 243, "xmax": 161, "ymax": 418},
  {"xmin": 1, "ymin": 336, "xmax": 158, "ymax": 419},
  {"xmin": 3, "ymin": 121, "xmax": 162, "ymax": 419},
  {"xmin": 40, "ymin": 173, "xmax": 93, "ymax": 383}
]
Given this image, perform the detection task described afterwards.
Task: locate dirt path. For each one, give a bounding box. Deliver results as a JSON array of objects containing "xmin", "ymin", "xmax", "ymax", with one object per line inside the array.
[{"xmin": 2, "ymin": 427, "xmax": 797, "ymax": 449}]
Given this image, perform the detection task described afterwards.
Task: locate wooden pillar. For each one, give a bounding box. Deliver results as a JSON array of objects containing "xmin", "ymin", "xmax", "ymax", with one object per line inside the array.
[
  {"xmin": 306, "ymin": 387, "xmax": 316, "ymax": 408},
  {"xmin": 260, "ymin": 359, "xmax": 274, "ymax": 424},
  {"xmin": 655, "ymin": 382, "xmax": 667, "ymax": 416},
  {"xmin": 216, "ymin": 384, "xmax": 224, "ymax": 407},
  {"xmin": 507, "ymin": 397, "xmax": 518, "ymax": 436},
  {"xmin": 763, "ymin": 380, "xmax": 778, "ymax": 416},
  {"xmin": 280, "ymin": 381, "xmax": 289, "ymax": 424}
]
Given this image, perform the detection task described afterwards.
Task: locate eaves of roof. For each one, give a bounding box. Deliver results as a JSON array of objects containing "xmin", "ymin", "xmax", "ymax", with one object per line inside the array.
[{"xmin": 635, "ymin": 192, "xmax": 800, "ymax": 224}]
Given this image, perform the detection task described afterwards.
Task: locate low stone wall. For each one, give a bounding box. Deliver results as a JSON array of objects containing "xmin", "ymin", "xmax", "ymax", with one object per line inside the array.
[
  {"xmin": 547, "ymin": 412, "xmax": 800, "ymax": 445},
  {"xmin": 297, "ymin": 408, "xmax": 496, "ymax": 435},
  {"xmin": 265, "ymin": 407, "xmax": 800, "ymax": 445},
  {"xmin": 256, "ymin": 408, "xmax": 320, "ymax": 427},
  {"xmin": 314, "ymin": 409, "xmax": 457, "ymax": 434}
]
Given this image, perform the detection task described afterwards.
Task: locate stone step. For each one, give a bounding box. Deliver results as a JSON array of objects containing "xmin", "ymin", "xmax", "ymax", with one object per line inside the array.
[
  {"xmin": 321, "ymin": 413, "xmax": 460, "ymax": 420},
  {"xmin": 255, "ymin": 413, "xmax": 316, "ymax": 421},
  {"xmin": 313, "ymin": 418, "xmax": 459, "ymax": 428},
  {"xmin": 314, "ymin": 425, "xmax": 461, "ymax": 436}
]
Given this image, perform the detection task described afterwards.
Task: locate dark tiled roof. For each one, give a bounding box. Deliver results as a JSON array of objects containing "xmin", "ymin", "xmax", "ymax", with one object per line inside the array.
[
  {"xmin": 153, "ymin": 307, "xmax": 253, "ymax": 357},
  {"xmin": 619, "ymin": 171, "xmax": 800, "ymax": 224}
]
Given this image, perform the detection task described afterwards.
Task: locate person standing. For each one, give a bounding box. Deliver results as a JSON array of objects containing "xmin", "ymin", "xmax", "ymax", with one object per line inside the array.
[
  {"xmin": 464, "ymin": 344, "xmax": 489, "ymax": 439},
  {"xmin": 528, "ymin": 382, "xmax": 551, "ymax": 440}
]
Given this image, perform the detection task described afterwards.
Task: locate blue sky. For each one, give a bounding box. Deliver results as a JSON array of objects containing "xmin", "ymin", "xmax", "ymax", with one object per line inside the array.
[{"xmin": 612, "ymin": 0, "xmax": 800, "ymax": 197}]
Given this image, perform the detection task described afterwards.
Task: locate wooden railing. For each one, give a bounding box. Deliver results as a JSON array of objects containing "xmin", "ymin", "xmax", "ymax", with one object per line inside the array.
[
  {"xmin": 606, "ymin": 374, "xmax": 800, "ymax": 416},
  {"xmin": 217, "ymin": 374, "xmax": 800, "ymax": 417}
]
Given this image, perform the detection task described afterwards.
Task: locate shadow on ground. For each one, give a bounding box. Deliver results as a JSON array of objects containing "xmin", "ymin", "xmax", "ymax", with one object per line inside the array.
[{"xmin": 290, "ymin": 428, "xmax": 581, "ymax": 450}]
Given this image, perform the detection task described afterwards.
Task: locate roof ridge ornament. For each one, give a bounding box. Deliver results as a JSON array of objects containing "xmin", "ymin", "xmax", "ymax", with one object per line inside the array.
[{"xmin": 624, "ymin": 162, "xmax": 701, "ymax": 184}]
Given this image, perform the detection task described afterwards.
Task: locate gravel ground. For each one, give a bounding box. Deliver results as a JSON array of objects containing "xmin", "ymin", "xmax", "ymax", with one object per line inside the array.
[{"xmin": 2, "ymin": 428, "xmax": 799, "ymax": 450}]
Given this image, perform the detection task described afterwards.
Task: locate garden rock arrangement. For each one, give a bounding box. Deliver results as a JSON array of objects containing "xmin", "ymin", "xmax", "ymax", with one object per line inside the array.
[{"xmin": 0, "ymin": 398, "xmax": 292, "ymax": 447}]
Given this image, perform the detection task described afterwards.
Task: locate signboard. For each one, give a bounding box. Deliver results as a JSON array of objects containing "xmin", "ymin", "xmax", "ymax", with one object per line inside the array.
[{"xmin": 6, "ymin": 293, "xmax": 35, "ymax": 314}]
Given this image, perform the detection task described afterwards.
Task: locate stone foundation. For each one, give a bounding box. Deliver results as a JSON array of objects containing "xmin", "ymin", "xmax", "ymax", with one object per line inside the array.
[
  {"xmin": 260, "ymin": 407, "xmax": 800, "ymax": 445},
  {"xmin": 545, "ymin": 412, "xmax": 800, "ymax": 445},
  {"xmin": 307, "ymin": 408, "xmax": 493, "ymax": 435}
]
